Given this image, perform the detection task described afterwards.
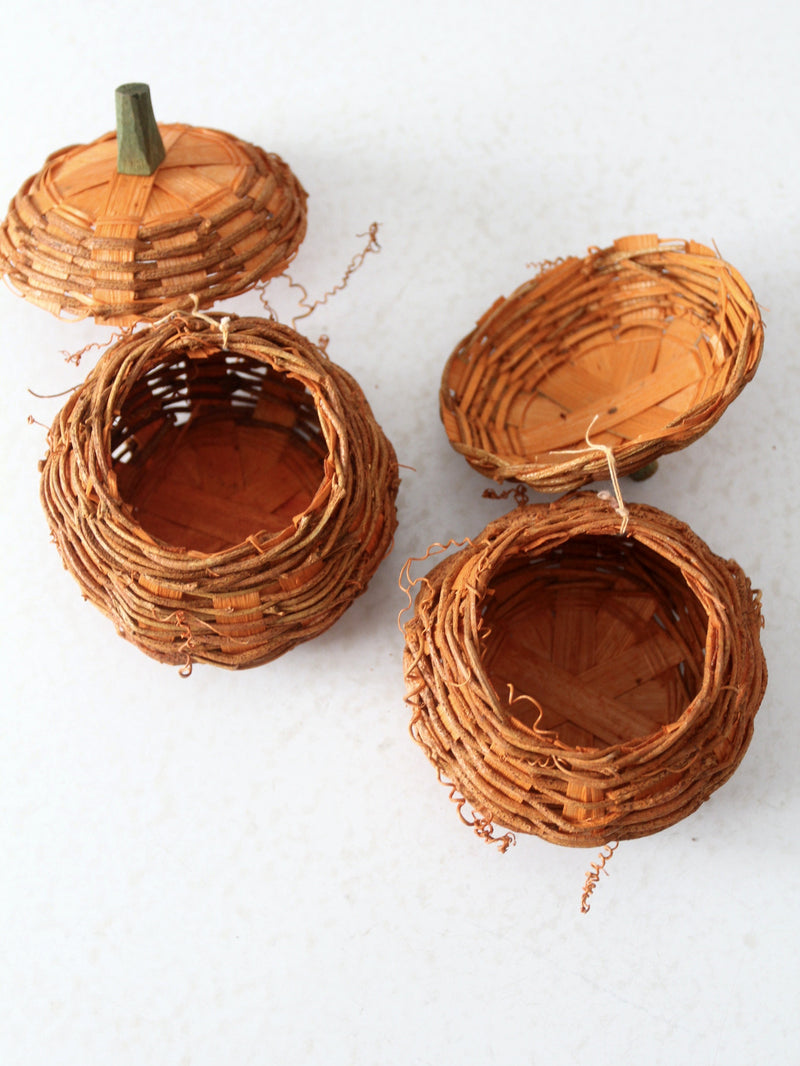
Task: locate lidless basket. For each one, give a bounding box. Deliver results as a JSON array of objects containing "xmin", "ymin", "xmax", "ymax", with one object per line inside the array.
[
  {"xmin": 402, "ymin": 494, "xmax": 766, "ymax": 847},
  {"xmin": 440, "ymin": 235, "xmax": 763, "ymax": 492},
  {"xmin": 41, "ymin": 313, "xmax": 399, "ymax": 670},
  {"xmin": 0, "ymin": 122, "xmax": 307, "ymax": 325}
]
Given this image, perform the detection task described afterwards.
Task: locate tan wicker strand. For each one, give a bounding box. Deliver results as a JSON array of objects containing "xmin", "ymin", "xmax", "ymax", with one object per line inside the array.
[
  {"xmin": 1, "ymin": 124, "xmax": 307, "ymax": 324},
  {"xmin": 40, "ymin": 313, "xmax": 399, "ymax": 670},
  {"xmin": 440, "ymin": 235, "xmax": 764, "ymax": 492},
  {"xmin": 403, "ymin": 493, "xmax": 766, "ymax": 847}
]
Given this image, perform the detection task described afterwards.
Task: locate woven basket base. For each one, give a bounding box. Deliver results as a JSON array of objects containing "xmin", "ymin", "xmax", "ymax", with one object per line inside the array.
[
  {"xmin": 115, "ymin": 416, "xmax": 325, "ymax": 554},
  {"xmin": 480, "ymin": 535, "xmax": 702, "ymax": 750},
  {"xmin": 404, "ymin": 495, "xmax": 765, "ymax": 845},
  {"xmin": 41, "ymin": 314, "xmax": 399, "ymax": 669},
  {"xmin": 111, "ymin": 346, "xmax": 327, "ymax": 555}
]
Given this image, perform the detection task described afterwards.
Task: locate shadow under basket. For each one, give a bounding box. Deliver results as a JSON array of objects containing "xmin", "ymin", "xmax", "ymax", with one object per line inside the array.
[
  {"xmin": 403, "ymin": 494, "xmax": 766, "ymax": 847},
  {"xmin": 440, "ymin": 235, "xmax": 764, "ymax": 492},
  {"xmin": 41, "ymin": 313, "xmax": 399, "ymax": 670}
]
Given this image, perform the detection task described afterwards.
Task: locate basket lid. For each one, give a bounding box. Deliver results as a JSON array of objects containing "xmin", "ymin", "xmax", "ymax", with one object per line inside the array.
[
  {"xmin": 0, "ymin": 84, "xmax": 307, "ymax": 325},
  {"xmin": 440, "ymin": 234, "xmax": 764, "ymax": 492}
]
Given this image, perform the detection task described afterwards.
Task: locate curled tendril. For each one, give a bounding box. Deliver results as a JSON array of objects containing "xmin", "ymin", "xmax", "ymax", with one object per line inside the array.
[
  {"xmin": 396, "ymin": 538, "xmax": 473, "ymax": 633},
  {"xmin": 258, "ymin": 222, "xmax": 382, "ymax": 329},
  {"xmin": 438, "ymin": 770, "xmax": 516, "ymax": 853},
  {"xmin": 580, "ymin": 841, "xmax": 619, "ymax": 914},
  {"xmin": 482, "ymin": 484, "xmax": 530, "ymax": 508}
]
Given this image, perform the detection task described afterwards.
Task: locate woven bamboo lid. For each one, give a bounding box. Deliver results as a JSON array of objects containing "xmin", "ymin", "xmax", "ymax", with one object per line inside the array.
[
  {"xmin": 0, "ymin": 84, "xmax": 307, "ymax": 325},
  {"xmin": 403, "ymin": 493, "xmax": 766, "ymax": 848},
  {"xmin": 441, "ymin": 235, "xmax": 763, "ymax": 491}
]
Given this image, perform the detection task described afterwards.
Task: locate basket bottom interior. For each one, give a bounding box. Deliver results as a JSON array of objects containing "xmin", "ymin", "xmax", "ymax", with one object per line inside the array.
[
  {"xmin": 115, "ymin": 416, "xmax": 326, "ymax": 554},
  {"xmin": 479, "ymin": 535, "xmax": 705, "ymax": 749}
]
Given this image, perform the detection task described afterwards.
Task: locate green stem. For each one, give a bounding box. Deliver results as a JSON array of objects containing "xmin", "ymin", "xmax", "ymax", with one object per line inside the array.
[
  {"xmin": 115, "ymin": 83, "xmax": 166, "ymax": 175},
  {"xmin": 629, "ymin": 460, "xmax": 659, "ymax": 482}
]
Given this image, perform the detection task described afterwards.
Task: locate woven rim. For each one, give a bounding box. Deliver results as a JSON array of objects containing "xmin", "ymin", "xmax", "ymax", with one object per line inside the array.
[
  {"xmin": 403, "ymin": 493, "xmax": 766, "ymax": 847},
  {"xmin": 441, "ymin": 235, "xmax": 764, "ymax": 492},
  {"xmin": 1, "ymin": 124, "xmax": 307, "ymax": 325},
  {"xmin": 41, "ymin": 313, "xmax": 399, "ymax": 669}
]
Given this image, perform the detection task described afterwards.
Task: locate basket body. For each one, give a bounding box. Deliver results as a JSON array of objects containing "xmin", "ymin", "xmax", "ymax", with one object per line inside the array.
[
  {"xmin": 41, "ymin": 314, "xmax": 399, "ymax": 669},
  {"xmin": 441, "ymin": 235, "xmax": 763, "ymax": 491},
  {"xmin": 403, "ymin": 494, "xmax": 766, "ymax": 847},
  {"xmin": 1, "ymin": 124, "xmax": 307, "ymax": 324}
]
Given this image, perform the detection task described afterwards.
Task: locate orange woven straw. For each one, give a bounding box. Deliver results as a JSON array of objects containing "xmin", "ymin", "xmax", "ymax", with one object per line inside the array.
[
  {"xmin": 441, "ymin": 235, "xmax": 763, "ymax": 492},
  {"xmin": 1, "ymin": 123, "xmax": 307, "ymax": 325},
  {"xmin": 41, "ymin": 312, "xmax": 399, "ymax": 670},
  {"xmin": 403, "ymin": 493, "xmax": 766, "ymax": 848}
]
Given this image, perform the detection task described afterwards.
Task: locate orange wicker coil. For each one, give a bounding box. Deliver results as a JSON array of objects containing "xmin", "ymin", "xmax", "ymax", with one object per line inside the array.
[
  {"xmin": 0, "ymin": 124, "xmax": 307, "ymax": 324},
  {"xmin": 441, "ymin": 235, "xmax": 763, "ymax": 492},
  {"xmin": 41, "ymin": 313, "xmax": 399, "ymax": 670},
  {"xmin": 403, "ymin": 494, "xmax": 766, "ymax": 847}
]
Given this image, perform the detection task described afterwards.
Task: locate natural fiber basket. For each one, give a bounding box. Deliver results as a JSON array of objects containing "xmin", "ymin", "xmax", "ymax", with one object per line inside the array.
[
  {"xmin": 0, "ymin": 117, "xmax": 306, "ymax": 325},
  {"xmin": 41, "ymin": 313, "xmax": 399, "ymax": 670},
  {"xmin": 403, "ymin": 493, "xmax": 766, "ymax": 847},
  {"xmin": 441, "ymin": 235, "xmax": 763, "ymax": 492}
]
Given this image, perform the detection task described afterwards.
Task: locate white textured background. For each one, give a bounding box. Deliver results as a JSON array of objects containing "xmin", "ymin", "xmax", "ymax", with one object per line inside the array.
[{"xmin": 1, "ymin": 2, "xmax": 798, "ymax": 1063}]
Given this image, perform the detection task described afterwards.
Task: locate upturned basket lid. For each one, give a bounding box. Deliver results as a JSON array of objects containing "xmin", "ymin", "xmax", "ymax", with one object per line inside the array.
[
  {"xmin": 0, "ymin": 85, "xmax": 307, "ymax": 325},
  {"xmin": 441, "ymin": 234, "xmax": 764, "ymax": 492}
]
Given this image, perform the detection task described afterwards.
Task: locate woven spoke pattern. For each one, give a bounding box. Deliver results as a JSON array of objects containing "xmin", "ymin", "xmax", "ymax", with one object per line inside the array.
[
  {"xmin": 41, "ymin": 314, "xmax": 399, "ymax": 670},
  {"xmin": 403, "ymin": 494, "xmax": 766, "ymax": 847},
  {"xmin": 1, "ymin": 125, "xmax": 307, "ymax": 324},
  {"xmin": 441, "ymin": 235, "xmax": 763, "ymax": 491}
]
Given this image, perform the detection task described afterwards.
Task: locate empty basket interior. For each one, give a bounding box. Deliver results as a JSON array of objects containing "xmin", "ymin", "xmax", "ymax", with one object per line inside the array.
[
  {"xmin": 479, "ymin": 534, "xmax": 707, "ymax": 749},
  {"xmin": 112, "ymin": 349, "xmax": 327, "ymax": 553}
]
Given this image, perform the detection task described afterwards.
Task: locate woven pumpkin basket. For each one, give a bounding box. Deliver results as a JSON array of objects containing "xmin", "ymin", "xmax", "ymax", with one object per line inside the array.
[
  {"xmin": 441, "ymin": 235, "xmax": 763, "ymax": 491},
  {"xmin": 403, "ymin": 493, "xmax": 765, "ymax": 848},
  {"xmin": 41, "ymin": 312, "xmax": 399, "ymax": 670},
  {"xmin": 0, "ymin": 84, "xmax": 307, "ymax": 325}
]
